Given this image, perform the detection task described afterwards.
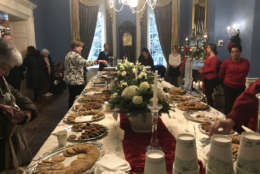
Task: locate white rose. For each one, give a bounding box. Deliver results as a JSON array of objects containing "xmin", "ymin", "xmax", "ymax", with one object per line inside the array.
[
  {"xmin": 120, "ymin": 82, "xmax": 128, "ymax": 87},
  {"xmin": 122, "ymin": 71, "xmax": 127, "ymax": 76},
  {"xmin": 121, "ymin": 85, "xmax": 138, "ymax": 99},
  {"xmin": 112, "ymin": 93, "xmax": 118, "ymax": 98},
  {"xmin": 132, "ymin": 68, "xmax": 137, "ymax": 73},
  {"xmin": 132, "ymin": 96, "xmax": 143, "ymax": 105},
  {"xmin": 140, "ymin": 82, "xmax": 150, "ymax": 91}
]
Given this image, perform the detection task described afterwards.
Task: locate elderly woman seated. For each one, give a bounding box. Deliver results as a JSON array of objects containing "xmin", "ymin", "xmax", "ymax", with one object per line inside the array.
[{"xmin": 0, "ymin": 39, "xmax": 38, "ymax": 173}]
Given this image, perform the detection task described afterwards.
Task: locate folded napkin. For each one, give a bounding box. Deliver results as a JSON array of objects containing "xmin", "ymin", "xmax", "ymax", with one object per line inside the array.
[{"xmin": 95, "ymin": 154, "xmax": 131, "ymax": 174}]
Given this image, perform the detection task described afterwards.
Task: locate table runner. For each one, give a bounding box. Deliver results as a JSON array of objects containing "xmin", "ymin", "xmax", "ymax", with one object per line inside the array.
[{"xmin": 120, "ymin": 114, "xmax": 205, "ymax": 174}]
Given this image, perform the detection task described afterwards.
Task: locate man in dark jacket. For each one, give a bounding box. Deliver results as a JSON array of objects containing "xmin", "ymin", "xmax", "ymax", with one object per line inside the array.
[{"xmin": 97, "ymin": 43, "xmax": 111, "ymax": 71}]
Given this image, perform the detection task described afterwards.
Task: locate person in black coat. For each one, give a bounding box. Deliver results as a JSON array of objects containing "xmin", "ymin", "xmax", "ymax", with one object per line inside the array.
[
  {"xmin": 138, "ymin": 48, "xmax": 154, "ymax": 68},
  {"xmin": 97, "ymin": 43, "xmax": 111, "ymax": 71},
  {"xmin": 23, "ymin": 46, "xmax": 49, "ymax": 101}
]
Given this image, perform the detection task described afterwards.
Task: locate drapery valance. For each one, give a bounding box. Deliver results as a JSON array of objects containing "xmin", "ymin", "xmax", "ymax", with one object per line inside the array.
[
  {"xmin": 156, "ymin": 0, "xmax": 172, "ymax": 7},
  {"xmin": 79, "ymin": 0, "xmax": 102, "ymax": 6}
]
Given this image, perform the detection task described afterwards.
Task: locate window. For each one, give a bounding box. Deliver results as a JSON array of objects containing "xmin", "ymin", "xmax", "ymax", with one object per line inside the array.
[
  {"xmin": 88, "ymin": 10, "xmax": 105, "ymax": 61},
  {"xmin": 147, "ymin": 9, "xmax": 167, "ymax": 67}
]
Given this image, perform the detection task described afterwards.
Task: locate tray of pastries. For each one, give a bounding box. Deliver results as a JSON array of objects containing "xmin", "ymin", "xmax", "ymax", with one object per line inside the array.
[
  {"xmin": 177, "ymin": 101, "xmax": 209, "ymax": 111},
  {"xmin": 67, "ymin": 123, "xmax": 107, "ymax": 142},
  {"xmin": 64, "ymin": 110, "xmax": 105, "ymax": 124},
  {"xmin": 170, "ymin": 95, "xmax": 193, "ymax": 103},
  {"xmin": 169, "ymin": 87, "xmax": 186, "ymax": 96},
  {"xmin": 77, "ymin": 95, "xmax": 104, "ymax": 104},
  {"xmin": 184, "ymin": 111, "xmax": 225, "ymax": 123},
  {"xmin": 199, "ymin": 122, "xmax": 236, "ymax": 136},
  {"xmin": 27, "ymin": 143, "xmax": 102, "ymax": 174},
  {"xmin": 72, "ymin": 102, "xmax": 102, "ymax": 112}
]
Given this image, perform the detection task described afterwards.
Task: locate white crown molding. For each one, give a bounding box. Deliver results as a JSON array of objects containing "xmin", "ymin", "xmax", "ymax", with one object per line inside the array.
[
  {"xmin": 14, "ymin": 0, "xmax": 37, "ymax": 10},
  {"xmin": 0, "ymin": 0, "xmax": 36, "ymax": 20}
]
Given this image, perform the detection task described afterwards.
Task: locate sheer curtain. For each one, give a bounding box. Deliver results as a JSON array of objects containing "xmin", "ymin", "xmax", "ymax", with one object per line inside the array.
[
  {"xmin": 154, "ymin": 3, "xmax": 172, "ymax": 63},
  {"xmin": 79, "ymin": 2, "xmax": 99, "ymax": 58}
]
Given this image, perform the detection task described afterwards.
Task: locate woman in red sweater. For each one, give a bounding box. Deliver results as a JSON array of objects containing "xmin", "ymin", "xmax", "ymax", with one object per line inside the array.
[
  {"xmin": 219, "ymin": 44, "xmax": 250, "ymax": 114},
  {"xmin": 210, "ymin": 78, "xmax": 260, "ymax": 135},
  {"xmin": 201, "ymin": 43, "xmax": 220, "ymax": 106}
]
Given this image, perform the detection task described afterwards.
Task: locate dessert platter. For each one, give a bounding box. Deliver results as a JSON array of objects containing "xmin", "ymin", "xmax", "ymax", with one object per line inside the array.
[
  {"xmin": 177, "ymin": 101, "xmax": 209, "ymax": 111},
  {"xmin": 184, "ymin": 111, "xmax": 225, "ymax": 123},
  {"xmin": 199, "ymin": 122, "xmax": 236, "ymax": 135},
  {"xmin": 72, "ymin": 102, "xmax": 102, "ymax": 112},
  {"xmin": 27, "ymin": 143, "xmax": 103, "ymax": 174},
  {"xmin": 64, "ymin": 110, "xmax": 105, "ymax": 124},
  {"xmin": 67, "ymin": 123, "xmax": 108, "ymax": 142},
  {"xmin": 169, "ymin": 86, "xmax": 186, "ymax": 96}
]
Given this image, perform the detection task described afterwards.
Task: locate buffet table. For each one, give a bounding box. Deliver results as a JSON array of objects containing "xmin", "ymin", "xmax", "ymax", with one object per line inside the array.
[{"xmin": 28, "ymin": 77, "xmax": 223, "ymax": 173}]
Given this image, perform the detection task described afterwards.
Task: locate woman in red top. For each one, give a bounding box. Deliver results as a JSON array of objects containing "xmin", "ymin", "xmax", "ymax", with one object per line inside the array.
[
  {"xmin": 219, "ymin": 44, "xmax": 250, "ymax": 114},
  {"xmin": 201, "ymin": 43, "xmax": 220, "ymax": 106},
  {"xmin": 210, "ymin": 78, "xmax": 260, "ymax": 135}
]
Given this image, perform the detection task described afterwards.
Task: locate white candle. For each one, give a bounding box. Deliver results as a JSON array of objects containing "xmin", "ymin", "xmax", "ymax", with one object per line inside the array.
[{"xmin": 153, "ymin": 70, "xmax": 158, "ymax": 108}]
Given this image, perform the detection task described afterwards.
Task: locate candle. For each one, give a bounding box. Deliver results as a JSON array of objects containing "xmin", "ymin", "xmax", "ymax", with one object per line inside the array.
[{"xmin": 153, "ymin": 70, "xmax": 158, "ymax": 108}]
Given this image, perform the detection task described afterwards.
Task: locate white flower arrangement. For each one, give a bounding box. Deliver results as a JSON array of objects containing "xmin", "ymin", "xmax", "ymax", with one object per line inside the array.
[{"xmin": 110, "ymin": 60, "xmax": 170, "ymax": 117}]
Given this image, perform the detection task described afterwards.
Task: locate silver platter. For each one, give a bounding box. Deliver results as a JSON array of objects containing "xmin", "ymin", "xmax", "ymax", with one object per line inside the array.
[
  {"xmin": 67, "ymin": 126, "xmax": 108, "ymax": 143},
  {"xmin": 26, "ymin": 142, "xmax": 104, "ymax": 174}
]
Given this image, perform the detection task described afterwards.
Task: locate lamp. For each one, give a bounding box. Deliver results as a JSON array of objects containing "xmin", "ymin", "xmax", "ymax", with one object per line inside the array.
[
  {"xmin": 227, "ymin": 24, "xmax": 240, "ymax": 38},
  {"xmin": 109, "ymin": 0, "xmax": 157, "ymax": 13}
]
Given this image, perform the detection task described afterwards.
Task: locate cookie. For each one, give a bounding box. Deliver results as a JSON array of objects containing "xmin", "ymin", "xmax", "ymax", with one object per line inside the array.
[{"xmin": 51, "ymin": 155, "xmax": 65, "ymax": 163}]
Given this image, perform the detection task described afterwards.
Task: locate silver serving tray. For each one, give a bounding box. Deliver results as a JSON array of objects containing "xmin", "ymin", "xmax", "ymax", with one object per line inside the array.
[
  {"xmin": 67, "ymin": 126, "xmax": 108, "ymax": 143},
  {"xmin": 26, "ymin": 142, "xmax": 104, "ymax": 174},
  {"xmin": 63, "ymin": 114, "xmax": 105, "ymax": 124}
]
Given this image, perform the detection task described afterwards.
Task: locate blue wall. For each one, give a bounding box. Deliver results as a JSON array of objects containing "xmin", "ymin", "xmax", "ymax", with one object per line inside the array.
[
  {"xmin": 207, "ymin": 0, "xmax": 256, "ymax": 76},
  {"xmin": 31, "ymin": 0, "xmax": 71, "ymax": 63},
  {"xmin": 179, "ymin": 0, "xmax": 192, "ymax": 45},
  {"xmin": 250, "ymin": 0, "xmax": 260, "ymax": 77}
]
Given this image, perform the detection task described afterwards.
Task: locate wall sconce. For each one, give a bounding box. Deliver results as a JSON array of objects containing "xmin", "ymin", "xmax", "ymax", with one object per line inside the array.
[{"xmin": 227, "ymin": 24, "xmax": 240, "ymax": 38}]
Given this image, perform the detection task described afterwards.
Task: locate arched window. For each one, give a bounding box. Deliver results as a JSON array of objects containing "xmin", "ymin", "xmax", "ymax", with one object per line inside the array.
[
  {"xmin": 147, "ymin": 9, "xmax": 167, "ymax": 67},
  {"xmin": 88, "ymin": 9, "xmax": 105, "ymax": 61}
]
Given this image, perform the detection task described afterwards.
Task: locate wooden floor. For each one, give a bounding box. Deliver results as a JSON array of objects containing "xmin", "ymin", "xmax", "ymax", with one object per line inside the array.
[{"xmin": 22, "ymin": 88, "xmax": 68, "ymax": 156}]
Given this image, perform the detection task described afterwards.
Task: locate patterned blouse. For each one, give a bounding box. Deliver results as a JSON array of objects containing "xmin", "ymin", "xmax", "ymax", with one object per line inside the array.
[{"xmin": 64, "ymin": 51, "xmax": 94, "ymax": 85}]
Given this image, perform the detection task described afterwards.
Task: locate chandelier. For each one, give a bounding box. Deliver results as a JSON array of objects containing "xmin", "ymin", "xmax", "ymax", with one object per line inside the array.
[{"xmin": 109, "ymin": 0, "xmax": 158, "ymax": 13}]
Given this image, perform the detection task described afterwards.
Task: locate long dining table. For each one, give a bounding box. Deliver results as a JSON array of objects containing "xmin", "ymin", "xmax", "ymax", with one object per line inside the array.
[{"xmin": 27, "ymin": 76, "xmax": 224, "ymax": 173}]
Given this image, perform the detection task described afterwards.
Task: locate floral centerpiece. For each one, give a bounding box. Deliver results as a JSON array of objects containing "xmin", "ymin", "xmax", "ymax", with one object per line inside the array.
[{"xmin": 109, "ymin": 60, "xmax": 170, "ymax": 119}]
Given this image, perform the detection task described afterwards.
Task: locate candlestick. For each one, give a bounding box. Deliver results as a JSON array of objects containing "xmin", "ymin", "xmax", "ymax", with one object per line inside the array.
[
  {"xmin": 153, "ymin": 70, "xmax": 158, "ymax": 108},
  {"xmin": 148, "ymin": 104, "xmax": 162, "ymax": 150},
  {"xmin": 256, "ymin": 93, "xmax": 260, "ymax": 133}
]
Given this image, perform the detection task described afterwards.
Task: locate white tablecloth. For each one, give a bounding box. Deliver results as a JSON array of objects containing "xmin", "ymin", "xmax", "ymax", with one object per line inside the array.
[{"xmin": 29, "ymin": 80, "xmax": 221, "ymax": 168}]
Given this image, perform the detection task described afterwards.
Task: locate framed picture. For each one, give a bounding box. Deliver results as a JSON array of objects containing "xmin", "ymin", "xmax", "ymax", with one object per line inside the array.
[{"xmin": 122, "ymin": 32, "xmax": 133, "ymax": 46}]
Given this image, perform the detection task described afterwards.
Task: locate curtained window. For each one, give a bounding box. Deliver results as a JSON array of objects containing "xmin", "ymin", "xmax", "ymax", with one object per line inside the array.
[
  {"xmin": 88, "ymin": 10, "xmax": 105, "ymax": 61},
  {"xmin": 147, "ymin": 9, "xmax": 167, "ymax": 67}
]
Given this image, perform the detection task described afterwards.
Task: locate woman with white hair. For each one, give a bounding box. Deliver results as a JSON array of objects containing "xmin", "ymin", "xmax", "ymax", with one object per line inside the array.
[
  {"xmin": 0, "ymin": 39, "xmax": 38, "ymax": 173},
  {"xmin": 41, "ymin": 48, "xmax": 53, "ymax": 96}
]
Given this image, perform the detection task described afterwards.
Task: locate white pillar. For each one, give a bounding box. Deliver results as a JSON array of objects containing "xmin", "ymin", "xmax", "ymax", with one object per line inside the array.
[{"xmin": 112, "ymin": 7, "xmax": 117, "ymax": 58}]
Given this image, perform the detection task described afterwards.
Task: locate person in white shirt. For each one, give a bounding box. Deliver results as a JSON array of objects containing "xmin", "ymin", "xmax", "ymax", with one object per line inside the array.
[{"xmin": 167, "ymin": 45, "xmax": 181, "ymax": 86}]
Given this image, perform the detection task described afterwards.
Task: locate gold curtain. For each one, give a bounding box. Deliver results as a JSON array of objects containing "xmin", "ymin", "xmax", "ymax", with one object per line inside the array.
[
  {"xmin": 79, "ymin": 0, "xmax": 102, "ymax": 6},
  {"xmin": 70, "ymin": 0, "xmax": 103, "ymax": 41},
  {"xmin": 71, "ymin": 0, "xmax": 80, "ymax": 41},
  {"xmin": 155, "ymin": 0, "xmax": 180, "ymax": 47},
  {"xmin": 171, "ymin": 0, "xmax": 179, "ymax": 46},
  {"xmin": 156, "ymin": 0, "xmax": 172, "ymax": 7}
]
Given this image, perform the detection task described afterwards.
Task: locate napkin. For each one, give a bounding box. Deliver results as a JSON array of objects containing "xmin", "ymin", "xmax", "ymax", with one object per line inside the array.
[{"xmin": 95, "ymin": 154, "xmax": 131, "ymax": 174}]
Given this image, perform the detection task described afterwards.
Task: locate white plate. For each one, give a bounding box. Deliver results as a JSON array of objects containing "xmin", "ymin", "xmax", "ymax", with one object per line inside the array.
[{"xmin": 184, "ymin": 111, "xmax": 225, "ymax": 123}]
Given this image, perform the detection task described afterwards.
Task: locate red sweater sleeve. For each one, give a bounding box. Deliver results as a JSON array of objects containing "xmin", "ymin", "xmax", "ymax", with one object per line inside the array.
[
  {"xmin": 202, "ymin": 56, "xmax": 219, "ymax": 74},
  {"xmin": 227, "ymin": 78, "xmax": 260, "ymax": 130},
  {"xmin": 218, "ymin": 60, "xmax": 227, "ymax": 80}
]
